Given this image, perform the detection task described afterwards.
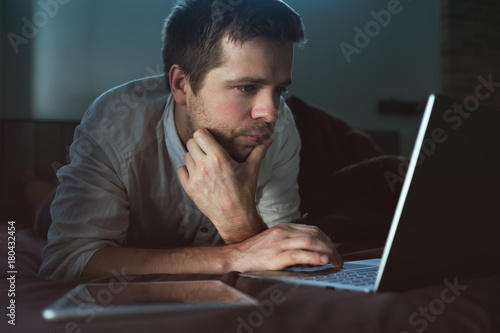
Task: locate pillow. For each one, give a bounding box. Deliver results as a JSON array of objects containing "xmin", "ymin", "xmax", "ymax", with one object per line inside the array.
[
  {"xmin": 285, "ymin": 95, "xmax": 406, "ymax": 243},
  {"xmin": 22, "ymin": 170, "xmax": 59, "ymax": 227}
]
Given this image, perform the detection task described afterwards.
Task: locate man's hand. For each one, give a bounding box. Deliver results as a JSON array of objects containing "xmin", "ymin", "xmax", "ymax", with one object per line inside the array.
[
  {"xmin": 228, "ymin": 223, "xmax": 344, "ymax": 271},
  {"xmin": 82, "ymin": 223, "xmax": 343, "ymax": 278},
  {"xmin": 177, "ymin": 128, "xmax": 271, "ymax": 243}
]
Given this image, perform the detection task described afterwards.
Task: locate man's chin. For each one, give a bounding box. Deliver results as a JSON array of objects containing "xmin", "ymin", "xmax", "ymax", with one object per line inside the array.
[{"xmin": 229, "ymin": 146, "xmax": 254, "ymax": 163}]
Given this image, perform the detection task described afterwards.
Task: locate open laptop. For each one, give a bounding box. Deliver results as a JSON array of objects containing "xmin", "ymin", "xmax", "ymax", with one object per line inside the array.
[{"xmin": 242, "ymin": 93, "xmax": 500, "ymax": 292}]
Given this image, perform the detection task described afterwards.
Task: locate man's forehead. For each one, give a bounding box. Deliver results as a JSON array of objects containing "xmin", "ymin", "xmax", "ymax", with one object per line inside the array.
[
  {"xmin": 215, "ymin": 36, "xmax": 294, "ymax": 80},
  {"xmin": 221, "ymin": 34, "xmax": 294, "ymax": 53}
]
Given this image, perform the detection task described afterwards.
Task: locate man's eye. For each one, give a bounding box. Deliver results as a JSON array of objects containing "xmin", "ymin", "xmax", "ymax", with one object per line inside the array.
[
  {"xmin": 275, "ymin": 87, "xmax": 288, "ymax": 95},
  {"xmin": 238, "ymin": 85, "xmax": 255, "ymax": 93}
]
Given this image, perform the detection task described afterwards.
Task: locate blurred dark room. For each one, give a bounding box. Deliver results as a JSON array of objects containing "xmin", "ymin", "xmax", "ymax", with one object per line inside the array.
[{"xmin": 1, "ymin": 0, "xmax": 499, "ymax": 238}]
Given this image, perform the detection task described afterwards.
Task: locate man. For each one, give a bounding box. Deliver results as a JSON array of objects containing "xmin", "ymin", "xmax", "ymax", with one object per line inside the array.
[{"xmin": 39, "ymin": 0, "xmax": 343, "ymax": 280}]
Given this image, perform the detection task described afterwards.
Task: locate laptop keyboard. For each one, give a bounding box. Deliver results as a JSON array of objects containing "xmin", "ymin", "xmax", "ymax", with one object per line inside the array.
[{"xmin": 299, "ymin": 267, "xmax": 378, "ymax": 286}]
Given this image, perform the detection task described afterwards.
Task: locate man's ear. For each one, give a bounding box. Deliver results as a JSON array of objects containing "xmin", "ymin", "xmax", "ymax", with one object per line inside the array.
[{"xmin": 169, "ymin": 65, "xmax": 188, "ymax": 105}]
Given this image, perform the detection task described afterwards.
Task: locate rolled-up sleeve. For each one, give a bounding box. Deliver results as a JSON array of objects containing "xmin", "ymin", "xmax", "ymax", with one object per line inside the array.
[{"xmin": 38, "ymin": 123, "xmax": 129, "ymax": 280}]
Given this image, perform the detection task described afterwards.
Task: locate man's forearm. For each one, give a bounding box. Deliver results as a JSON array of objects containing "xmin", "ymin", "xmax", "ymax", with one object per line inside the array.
[
  {"xmin": 217, "ymin": 208, "xmax": 268, "ymax": 244},
  {"xmin": 81, "ymin": 246, "xmax": 235, "ymax": 278},
  {"xmin": 81, "ymin": 223, "xmax": 344, "ymax": 279}
]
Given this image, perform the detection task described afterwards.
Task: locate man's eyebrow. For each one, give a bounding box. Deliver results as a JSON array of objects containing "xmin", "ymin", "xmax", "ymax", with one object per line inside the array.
[{"xmin": 225, "ymin": 77, "xmax": 292, "ymax": 86}]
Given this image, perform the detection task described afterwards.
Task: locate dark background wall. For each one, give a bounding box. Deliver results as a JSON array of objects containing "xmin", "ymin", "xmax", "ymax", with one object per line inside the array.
[
  {"xmin": 2, "ymin": 0, "xmax": 443, "ymax": 154},
  {"xmin": 441, "ymin": 0, "xmax": 500, "ymax": 109},
  {"xmin": 1, "ymin": 0, "xmax": 499, "ymax": 228}
]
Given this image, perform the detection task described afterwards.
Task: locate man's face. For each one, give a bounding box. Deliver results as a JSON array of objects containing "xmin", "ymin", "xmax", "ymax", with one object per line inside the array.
[{"xmin": 183, "ymin": 36, "xmax": 294, "ymax": 162}]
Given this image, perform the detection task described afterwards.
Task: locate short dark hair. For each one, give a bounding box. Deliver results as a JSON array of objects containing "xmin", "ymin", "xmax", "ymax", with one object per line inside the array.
[{"xmin": 161, "ymin": 0, "xmax": 306, "ymax": 94}]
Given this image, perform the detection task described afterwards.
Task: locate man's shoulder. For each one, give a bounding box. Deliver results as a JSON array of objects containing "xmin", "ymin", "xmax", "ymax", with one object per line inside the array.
[
  {"xmin": 260, "ymin": 97, "xmax": 301, "ymax": 172},
  {"xmin": 83, "ymin": 75, "xmax": 168, "ymax": 124},
  {"xmin": 273, "ymin": 97, "xmax": 300, "ymax": 147},
  {"xmin": 76, "ymin": 75, "xmax": 170, "ymax": 154}
]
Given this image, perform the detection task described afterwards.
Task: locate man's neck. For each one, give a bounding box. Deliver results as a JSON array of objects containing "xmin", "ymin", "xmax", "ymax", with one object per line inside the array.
[{"xmin": 173, "ymin": 102, "xmax": 189, "ymax": 148}]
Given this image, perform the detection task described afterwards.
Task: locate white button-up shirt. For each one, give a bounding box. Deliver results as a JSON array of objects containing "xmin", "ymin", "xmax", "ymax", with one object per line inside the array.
[{"xmin": 39, "ymin": 75, "xmax": 301, "ymax": 279}]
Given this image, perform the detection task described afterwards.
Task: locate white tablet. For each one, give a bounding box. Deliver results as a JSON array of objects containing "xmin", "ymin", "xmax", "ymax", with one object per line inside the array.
[{"xmin": 42, "ymin": 280, "xmax": 258, "ymax": 321}]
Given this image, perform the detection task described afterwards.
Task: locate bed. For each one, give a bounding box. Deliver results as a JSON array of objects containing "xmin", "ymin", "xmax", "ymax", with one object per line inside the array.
[
  {"xmin": 1, "ymin": 228, "xmax": 499, "ymax": 332},
  {"xmin": 1, "ymin": 95, "xmax": 499, "ymax": 332}
]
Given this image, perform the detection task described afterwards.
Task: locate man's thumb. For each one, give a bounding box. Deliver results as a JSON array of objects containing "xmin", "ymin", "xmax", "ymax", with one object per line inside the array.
[{"xmin": 246, "ymin": 138, "xmax": 273, "ymax": 166}]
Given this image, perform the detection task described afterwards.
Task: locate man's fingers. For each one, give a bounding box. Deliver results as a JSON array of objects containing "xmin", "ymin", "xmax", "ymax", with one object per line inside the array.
[
  {"xmin": 282, "ymin": 235, "xmax": 333, "ymax": 256},
  {"xmin": 331, "ymin": 249, "xmax": 344, "ymax": 268},
  {"xmin": 192, "ymin": 128, "xmax": 226, "ymax": 156},
  {"xmin": 281, "ymin": 234, "xmax": 343, "ymax": 268},
  {"xmin": 282, "ymin": 248, "xmax": 343, "ymax": 268},
  {"xmin": 245, "ymin": 138, "xmax": 272, "ymax": 167},
  {"xmin": 176, "ymin": 166, "xmax": 189, "ymax": 187},
  {"xmin": 184, "ymin": 152, "xmax": 196, "ymax": 171},
  {"xmin": 283, "ymin": 222, "xmax": 321, "ymax": 233},
  {"xmin": 280, "ymin": 249, "xmax": 331, "ymax": 267},
  {"xmin": 281, "ymin": 223, "xmax": 333, "ymax": 244},
  {"xmin": 275, "ymin": 223, "xmax": 343, "ymax": 268},
  {"xmin": 186, "ymin": 137, "xmax": 206, "ymax": 160}
]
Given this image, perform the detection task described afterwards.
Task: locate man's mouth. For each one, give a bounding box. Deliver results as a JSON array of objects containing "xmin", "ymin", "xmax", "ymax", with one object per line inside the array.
[{"xmin": 241, "ymin": 134, "xmax": 271, "ymax": 144}]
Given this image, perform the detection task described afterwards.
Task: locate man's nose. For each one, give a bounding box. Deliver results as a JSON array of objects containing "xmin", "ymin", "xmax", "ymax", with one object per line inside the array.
[{"xmin": 251, "ymin": 91, "xmax": 279, "ymax": 124}]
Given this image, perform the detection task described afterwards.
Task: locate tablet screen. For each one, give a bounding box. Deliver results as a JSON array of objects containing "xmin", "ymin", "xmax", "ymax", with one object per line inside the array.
[{"xmin": 42, "ymin": 280, "xmax": 257, "ymax": 321}]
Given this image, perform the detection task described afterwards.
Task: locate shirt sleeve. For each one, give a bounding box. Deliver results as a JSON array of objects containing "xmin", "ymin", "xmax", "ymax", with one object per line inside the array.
[
  {"xmin": 38, "ymin": 123, "xmax": 130, "ymax": 280},
  {"xmin": 256, "ymin": 100, "xmax": 302, "ymax": 228}
]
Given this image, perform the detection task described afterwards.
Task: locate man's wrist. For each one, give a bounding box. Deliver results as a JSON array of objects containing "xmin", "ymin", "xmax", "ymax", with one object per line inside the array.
[
  {"xmin": 218, "ymin": 243, "xmax": 241, "ymax": 272},
  {"xmin": 218, "ymin": 209, "xmax": 266, "ymax": 244}
]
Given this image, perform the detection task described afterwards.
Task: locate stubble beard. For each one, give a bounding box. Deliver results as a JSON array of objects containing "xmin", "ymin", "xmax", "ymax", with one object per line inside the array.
[
  {"xmin": 185, "ymin": 97, "xmax": 274, "ymax": 163},
  {"xmin": 185, "ymin": 109, "xmax": 250, "ymax": 163}
]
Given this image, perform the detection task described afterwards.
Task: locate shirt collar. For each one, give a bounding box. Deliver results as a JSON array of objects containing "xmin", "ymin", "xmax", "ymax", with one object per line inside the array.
[{"xmin": 164, "ymin": 94, "xmax": 187, "ymax": 170}]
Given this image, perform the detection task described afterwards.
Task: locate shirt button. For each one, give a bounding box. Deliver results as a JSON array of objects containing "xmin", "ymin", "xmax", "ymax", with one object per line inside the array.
[{"xmin": 200, "ymin": 227, "xmax": 209, "ymax": 233}]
